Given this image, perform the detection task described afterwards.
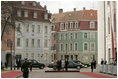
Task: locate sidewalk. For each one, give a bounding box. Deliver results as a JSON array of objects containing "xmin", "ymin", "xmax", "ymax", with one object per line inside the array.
[
  {"xmin": 80, "ymin": 65, "xmax": 117, "ymax": 78},
  {"xmin": 1, "ymin": 68, "xmax": 22, "ymax": 78}
]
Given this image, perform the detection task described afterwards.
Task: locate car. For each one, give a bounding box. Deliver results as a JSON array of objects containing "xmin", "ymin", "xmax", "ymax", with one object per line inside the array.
[
  {"xmin": 72, "ymin": 60, "xmax": 90, "ymax": 68},
  {"xmin": 48, "ymin": 61, "xmax": 81, "ymax": 70},
  {"xmin": 19, "ymin": 59, "xmax": 45, "ymax": 69}
]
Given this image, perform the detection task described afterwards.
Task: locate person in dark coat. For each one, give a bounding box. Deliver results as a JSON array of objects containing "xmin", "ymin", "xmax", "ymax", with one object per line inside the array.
[
  {"xmin": 101, "ymin": 59, "xmax": 104, "ymax": 65},
  {"xmin": 4, "ymin": 61, "xmax": 8, "ymax": 69},
  {"xmin": 21, "ymin": 58, "xmax": 29, "ymax": 78},
  {"xmin": 65, "ymin": 58, "xmax": 69, "ymax": 71},
  {"xmin": 29, "ymin": 61, "xmax": 32, "ymax": 72},
  {"xmin": 93, "ymin": 60, "xmax": 96, "ymax": 69},
  {"xmin": 57, "ymin": 60, "xmax": 61, "ymax": 71},
  {"xmin": 91, "ymin": 60, "xmax": 94, "ymax": 72}
]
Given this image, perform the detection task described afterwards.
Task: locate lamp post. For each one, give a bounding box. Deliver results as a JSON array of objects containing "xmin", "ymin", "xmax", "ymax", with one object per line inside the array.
[{"xmin": 10, "ymin": 40, "xmax": 12, "ymax": 70}]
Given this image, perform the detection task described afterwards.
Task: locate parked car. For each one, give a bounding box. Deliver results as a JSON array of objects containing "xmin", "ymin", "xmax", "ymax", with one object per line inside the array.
[
  {"xmin": 72, "ymin": 60, "xmax": 90, "ymax": 68},
  {"xmin": 48, "ymin": 61, "xmax": 81, "ymax": 70},
  {"xmin": 19, "ymin": 59, "xmax": 45, "ymax": 69}
]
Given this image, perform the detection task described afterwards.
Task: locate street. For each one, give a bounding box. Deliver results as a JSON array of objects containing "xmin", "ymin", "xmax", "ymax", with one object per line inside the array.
[{"xmin": 19, "ymin": 66, "xmax": 116, "ymax": 78}]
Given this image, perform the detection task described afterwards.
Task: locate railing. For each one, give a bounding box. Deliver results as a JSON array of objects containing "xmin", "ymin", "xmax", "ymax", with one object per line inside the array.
[{"xmin": 100, "ymin": 64, "xmax": 117, "ymax": 76}]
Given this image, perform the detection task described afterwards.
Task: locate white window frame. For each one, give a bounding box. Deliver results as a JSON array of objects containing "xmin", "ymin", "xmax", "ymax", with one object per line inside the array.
[
  {"xmin": 44, "ymin": 39, "xmax": 48, "ymax": 48},
  {"xmin": 45, "ymin": 26, "xmax": 48, "ymax": 34},
  {"xmin": 90, "ymin": 21, "xmax": 95, "ymax": 29},
  {"xmin": 31, "ymin": 39, "xmax": 35, "ymax": 47},
  {"xmin": 83, "ymin": 42, "xmax": 88, "ymax": 51},
  {"xmin": 70, "ymin": 22, "xmax": 73, "ymax": 29},
  {"xmin": 26, "ymin": 38, "xmax": 29, "ymax": 47},
  {"xmin": 33, "ymin": 2, "xmax": 36, "ymax": 6},
  {"xmin": 65, "ymin": 22, "xmax": 68, "ymax": 30},
  {"xmin": 90, "ymin": 32, "xmax": 95, "ymax": 39},
  {"xmin": 26, "ymin": 24, "xmax": 29, "ymax": 32},
  {"xmin": 32, "ymin": 25, "xmax": 35, "ymax": 33},
  {"xmin": 37, "ymin": 25, "xmax": 40, "ymax": 33},
  {"xmin": 83, "ymin": 32, "xmax": 88, "ymax": 39},
  {"xmin": 17, "ymin": 10, "xmax": 21, "ymax": 17},
  {"xmin": 75, "ymin": 22, "xmax": 78, "ymax": 28},
  {"xmin": 37, "ymin": 39, "xmax": 40, "ymax": 48},
  {"xmin": 24, "ymin": 10, "xmax": 28, "ymax": 17},
  {"xmin": 74, "ymin": 42, "xmax": 78, "ymax": 51},
  {"xmin": 74, "ymin": 32, "xmax": 78, "ymax": 39},
  {"xmin": 60, "ymin": 23, "xmax": 64, "ymax": 30},
  {"xmin": 33, "ymin": 12, "xmax": 37, "ymax": 18},
  {"xmin": 90, "ymin": 42, "xmax": 95, "ymax": 51},
  {"xmin": 60, "ymin": 43, "xmax": 63, "ymax": 51},
  {"xmin": 44, "ymin": 13, "xmax": 48, "ymax": 20},
  {"xmin": 17, "ymin": 38, "xmax": 21, "ymax": 47}
]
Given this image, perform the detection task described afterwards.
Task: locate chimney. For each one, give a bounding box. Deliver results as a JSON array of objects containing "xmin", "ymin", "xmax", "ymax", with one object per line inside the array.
[
  {"xmin": 44, "ymin": 5, "xmax": 47, "ymax": 9},
  {"xmin": 74, "ymin": 8, "xmax": 76, "ymax": 11},
  {"xmin": 59, "ymin": 9, "xmax": 63, "ymax": 13},
  {"xmin": 83, "ymin": 7, "xmax": 85, "ymax": 10},
  {"xmin": 38, "ymin": 2, "xmax": 40, "ymax": 5}
]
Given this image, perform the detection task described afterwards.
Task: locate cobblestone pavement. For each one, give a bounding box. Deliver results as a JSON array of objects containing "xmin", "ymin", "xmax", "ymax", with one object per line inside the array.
[{"xmin": 18, "ymin": 65, "xmax": 117, "ymax": 78}]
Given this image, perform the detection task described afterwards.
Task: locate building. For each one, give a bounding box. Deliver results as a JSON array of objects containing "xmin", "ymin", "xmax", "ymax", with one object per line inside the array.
[
  {"xmin": 51, "ymin": 8, "xmax": 97, "ymax": 64},
  {"xmin": 98, "ymin": 1, "xmax": 117, "ymax": 64},
  {"xmin": 1, "ymin": 1, "xmax": 15, "ymax": 66},
  {"xmin": 14, "ymin": 1, "xmax": 52, "ymax": 65}
]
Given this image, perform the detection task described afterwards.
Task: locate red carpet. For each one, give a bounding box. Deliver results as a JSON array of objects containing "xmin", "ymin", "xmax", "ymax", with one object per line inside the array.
[
  {"xmin": 1, "ymin": 71, "xmax": 22, "ymax": 78},
  {"xmin": 78, "ymin": 72, "xmax": 113, "ymax": 78}
]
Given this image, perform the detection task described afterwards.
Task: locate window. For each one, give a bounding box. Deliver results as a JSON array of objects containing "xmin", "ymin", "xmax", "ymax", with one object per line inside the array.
[
  {"xmin": 90, "ymin": 22, "xmax": 95, "ymax": 29},
  {"xmin": 84, "ymin": 33, "xmax": 88, "ymax": 39},
  {"xmin": 37, "ymin": 39, "xmax": 40, "ymax": 48},
  {"xmin": 33, "ymin": 2, "xmax": 36, "ymax": 6},
  {"xmin": 75, "ymin": 22, "xmax": 78, "ymax": 28},
  {"xmin": 54, "ymin": 34, "xmax": 56, "ymax": 40},
  {"xmin": 90, "ymin": 32, "xmax": 95, "ymax": 39},
  {"xmin": 84, "ymin": 43, "xmax": 88, "ymax": 51},
  {"xmin": 61, "ymin": 44, "xmax": 63, "ymax": 51},
  {"xmin": 45, "ymin": 26, "xmax": 48, "ymax": 34},
  {"xmin": 25, "ymin": 53, "xmax": 28, "ymax": 58},
  {"xmin": 31, "ymin": 53, "xmax": 34, "ymax": 59},
  {"xmin": 70, "ymin": 33, "xmax": 72, "ymax": 40},
  {"xmin": 70, "ymin": 22, "xmax": 73, "ymax": 29},
  {"xmin": 75, "ymin": 43, "xmax": 78, "ymax": 51},
  {"xmin": 17, "ymin": 23, "xmax": 21, "ymax": 32},
  {"xmin": 7, "ymin": 39, "xmax": 12, "ymax": 47},
  {"xmin": 7, "ymin": 27, "xmax": 11, "ymax": 35},
  {"xmin": 61, "ymin": 55, "xmax": 63, "ymax": 60},
  {"xmin": 108, "ymin": 17, "xmax": 110, "ymax": 34},
  {"xmin": 60, "ymin": 23, "xmax": 64, "ymax": 30},
  {"xmin": 44, "ymin": 13, "xmax": 48, "ymax": 20},
  {"xmin": 24, "ymin": 10, "xmax": 28, "ymax": 17},
  {"xmin": 31, "ymin": 39, "xmax": 34, "ymax": 47},
  {"xmin": 60, "ymin": 34, "xmax": 63, "ymax": 40},
  {"xmin": 33, "ymin": 12, "xmax": 37, "ymax": 18},
  {"xmin": 66, "ymin": 33, "xmax": 68, "ymax": 40},
  {"xmin": 26, "ymin": 39, "xmax": 29, "ymax": 47},
  {"xmin": 53, "ymin": 44, "xmax": 56, "ymax": 50},
  {"xmin": 65, "ymin": 22, "xmax": 68, "ymax": 29},
  {"xmin": 65, "ymin": 44, "xmax": 68, "ymax": 51},
  {"xmin": 70, "ymin": 43, "xmax": 73, "ymax": 51},
  {"xmin": 32, "ymin": 25, "xmax": 35, "ymax": 33},
  {"xmin": 71, "ymin": 55, "xmax": 73, "ymax": 60},
  {"xmin": 37, "ymin": 25, "xmax": 40, "ymax": 33},
  {"xmin": 26, "ymin": 24, "xmax": 29, "ymax": 32},
  {"xmin": 37, "ymin": 53, "xmax": 40, "ymax": 61},
  {"xmin": 44, "ymin": 39, "xmax": 48, "ymax": 48},
  {"xmin": 75, "ymin": 33, "xmax": 78, "ymax": 39},
  {"xmin": 17, "ymin": 10, "xmax": 21, "ymax": 17},
  {"xmin": 21, "ymin": 1, "xmax": 25, "ymax": 5},
  {"xmin": 17, "ymin": 38, "xmax": 20, "ymax": 47},
  {"xmin": 90, "ymin": 42, "xmax": 95, "ymax": 51}
]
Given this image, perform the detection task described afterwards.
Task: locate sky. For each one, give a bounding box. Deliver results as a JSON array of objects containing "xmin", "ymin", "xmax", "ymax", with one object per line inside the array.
[{"xmin": 39, "ymin": 1, "xmax": 97, "ymax": 13}]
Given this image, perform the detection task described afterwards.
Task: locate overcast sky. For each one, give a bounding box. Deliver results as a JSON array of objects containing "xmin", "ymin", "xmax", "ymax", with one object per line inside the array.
[{"xmin": 39, "ymin": 1, "xmax": 97, "ymax": 13}]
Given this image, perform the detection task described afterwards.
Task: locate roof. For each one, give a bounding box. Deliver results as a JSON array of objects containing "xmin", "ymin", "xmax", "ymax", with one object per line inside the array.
[{"xmin": 51, "ymin": 10, "xmax": 97, "ymax": 23}]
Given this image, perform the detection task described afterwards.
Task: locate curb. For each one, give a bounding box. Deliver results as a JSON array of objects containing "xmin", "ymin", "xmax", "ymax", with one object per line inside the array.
[{"xmin": 16, "ymin": 73, "xmax": 23, "ymax": 78}]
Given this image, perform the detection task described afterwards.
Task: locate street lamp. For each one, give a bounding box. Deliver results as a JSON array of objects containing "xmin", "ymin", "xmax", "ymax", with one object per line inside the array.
[{"xmin": 9, "ymin": 40, "xmax": 12, "ymax": 70}]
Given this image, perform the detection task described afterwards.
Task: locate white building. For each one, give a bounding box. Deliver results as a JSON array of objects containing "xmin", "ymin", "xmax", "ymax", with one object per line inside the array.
[
  {"xmin": 14, "ymin": 1, "xmax": 52, "ymax": 65},
  {"xmin": 98, "ymin": 1, "xmax": 117, "ymax": 64}
]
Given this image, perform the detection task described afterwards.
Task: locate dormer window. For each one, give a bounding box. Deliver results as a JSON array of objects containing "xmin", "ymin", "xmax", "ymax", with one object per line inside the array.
[
  {"xmin": 24, "ymin": 10, "xmax": 28, "ymax": 17},
  {"xmin": 60, "ymin": 23, "xmax": 64, "ymax": 30},
  {"xmin": 75, "ymin": 22, "xmax": 78, "ymax": 28},
  {"xmin": 44, "ymin": 13, "xmax": 48, "ymax": 20},
  {"xmin": 21, "ymin": 1, "xmax": 25, "ymax": 5},
  {"xmin": 90, "ymin": 22, "xmax": 95, "ymax": 29},
  {"xmin": 33, "ymin": 12, "xmax": 37, "ymax": 18},
  {"xmin": 17, "ymin": 10, "xmax": 21, "ymax": 17},
  {"xmin": 33, "ymin": 2, "xmax": 36, "ymax": 6}
]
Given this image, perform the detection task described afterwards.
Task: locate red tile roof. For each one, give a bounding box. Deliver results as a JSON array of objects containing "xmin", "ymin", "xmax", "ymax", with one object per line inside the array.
[{"xmin": 51, "ymin": 10, "xmax": 97, "ymax": 23}]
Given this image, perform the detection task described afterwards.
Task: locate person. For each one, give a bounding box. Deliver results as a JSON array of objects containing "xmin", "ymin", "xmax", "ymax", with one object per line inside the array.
[
  {"xmin": 4, "ymin": 61, "xmax": 8, "ymax": 69},
  {"xmin": 101, "ymin": 59, "xmax": 104, "ymax": 65},
  {"xmin": 21, "ymin": 58, "xmax": 29, "ymax": 78},
  {"xmin": 29, "ymin": 62, "xmax": 32, "ymax": 72},
  {"xmin": 104, "ymin": 60, "xmax": 107, "ymax": 64},
  {"xmin": 65, "ymin": 58, "xmax": 68, "ymax": 71},
  {"xmin": 53, "ymin": 60, "xmax": 57, "ymax": 71},
  {"xmin": 57, "ymin": 60, "xmax": 61, "ymax": 71},
  {"xmin": 93, "ymin": 60, "xmax": 96, "ymax": 69},
  {"xmin": 61, "ymin": 59, "xmax": 65, "ymax": 71},
  {"xmin": 91, "ymin": 60, "xmax": 94, "ymax": 72}
]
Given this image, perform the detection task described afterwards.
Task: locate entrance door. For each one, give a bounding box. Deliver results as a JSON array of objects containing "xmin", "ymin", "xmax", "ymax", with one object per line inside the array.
[{"xmin": 6, "ymin": 53, "xmax": 12, "ymax": 67}]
